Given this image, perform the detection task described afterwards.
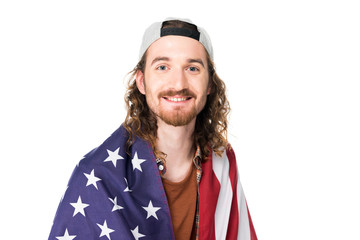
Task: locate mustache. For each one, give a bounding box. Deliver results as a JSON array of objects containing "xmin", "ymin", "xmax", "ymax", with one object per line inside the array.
[{"xmin": 158, "ymin": 89, "xmax": 196, "ymax": 99}]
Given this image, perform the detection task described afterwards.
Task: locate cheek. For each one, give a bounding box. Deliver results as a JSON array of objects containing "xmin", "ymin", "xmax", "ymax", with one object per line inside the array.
[
  {"xmin": 196, "ymin": 87, "xmax": 209, "ymax": 105},
  {"xmin": 143, "ymin": 80, "xmax": 162, "ymax": 104},
  {"xmin": 196, "ymin": 81, "xmax": 211, "ymax": 96}
]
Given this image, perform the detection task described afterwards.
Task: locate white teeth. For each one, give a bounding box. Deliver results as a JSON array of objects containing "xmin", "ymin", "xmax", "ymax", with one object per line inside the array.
[{"xmin": 168, "ymin": 97, "xmax": 187, "ymax": 102}]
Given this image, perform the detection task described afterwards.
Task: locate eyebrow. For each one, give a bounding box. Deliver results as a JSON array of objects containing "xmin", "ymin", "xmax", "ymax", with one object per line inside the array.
[
  {"xmin": 187, "ymin": 58, "xmax": 205, "ymax": 68},
  {"xmin": 150, "ymin": 56, "xmax": 205, "ymax": 68},
  {"xmin": 151, "ymin": 57, "xmax": 170, "ymax": 66}
]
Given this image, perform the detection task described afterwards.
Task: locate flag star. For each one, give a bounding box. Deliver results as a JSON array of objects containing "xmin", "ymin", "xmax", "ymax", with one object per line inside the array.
[
  {"xmin": 108, "ymin": 196, "xmax": 123, "ymax": 212},
  {"xmin": 131, "ymin": 152, "xmax": 146, "ymax": 172},
  {"xmin": 123, "ymin": 177, "xmax": 132, "ymax": 192},
  {"xmin": 84, "ymin": 169, "xmax": 101, "ymax": 190},
  {"xmin": 104, "ymin": 147, "xmax": 124, "ymax": 167},
  {"xmin": 70, "ymin": 196, "xmax": 89, "ymax": 217},
  {"xmin": 131, "ymin": 226, "xmax": 146, "ymax": 240},
  {"xmin": 142, "ymin": 200, "xmax": 161, "ymax": 220},
  {"xmin": 97, "ymin": 220, "xmax": 115, "ymax": 240},
  {"xmin": 56, "ymin": 228, "xmax": 76, "ymax": 240}
]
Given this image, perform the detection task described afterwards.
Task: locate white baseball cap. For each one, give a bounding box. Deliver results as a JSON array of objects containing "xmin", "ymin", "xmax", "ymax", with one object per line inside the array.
[{"xmin": 138, "ymin": 17, "xmax": 214, "ymax": 60}]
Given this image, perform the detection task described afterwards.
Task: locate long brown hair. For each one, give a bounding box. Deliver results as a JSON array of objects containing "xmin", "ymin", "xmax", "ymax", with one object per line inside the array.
[{"xmin": 123, "ymin": 20, "xmax": 231, "ymax": 159}]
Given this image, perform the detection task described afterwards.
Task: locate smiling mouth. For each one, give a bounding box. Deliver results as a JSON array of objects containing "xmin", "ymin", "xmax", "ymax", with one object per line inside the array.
[{"xmin": 163, "ymin": 97, "xmax": 192, "ymax": 102}]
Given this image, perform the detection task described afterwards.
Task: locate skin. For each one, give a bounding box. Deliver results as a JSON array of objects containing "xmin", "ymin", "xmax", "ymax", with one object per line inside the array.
[{"xmin": 136, "ymin": 35, "xmax": 211, "ymax": 182}]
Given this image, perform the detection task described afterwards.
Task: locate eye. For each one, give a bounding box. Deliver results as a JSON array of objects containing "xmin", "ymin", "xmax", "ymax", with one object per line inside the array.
[
  {"xmin": 156, "ymin": 65, "xmax": 168, "ymax": 71},
  {"xmin": 188, "ymin": 66, "xmax": 199, "ymax": 72}
]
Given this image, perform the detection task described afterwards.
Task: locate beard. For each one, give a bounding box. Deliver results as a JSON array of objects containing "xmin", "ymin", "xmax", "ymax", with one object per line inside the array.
[
  {"xmin": 146, "ymin": 88, "xmax": 199, "ymax": 127},
  {"xmin": 157, "ymin": 104, "xmax": 198, "ymax": 126}
]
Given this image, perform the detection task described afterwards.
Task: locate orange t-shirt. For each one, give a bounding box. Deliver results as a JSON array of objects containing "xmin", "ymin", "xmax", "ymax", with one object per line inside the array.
[{"xmin": 162, "ymin": 164, "xmax": 197, "ymax": 240}]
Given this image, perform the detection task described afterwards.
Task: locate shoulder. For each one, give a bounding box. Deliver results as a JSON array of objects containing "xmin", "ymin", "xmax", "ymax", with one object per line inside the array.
[
  {"xmin": 209, "ymin": 143, "xmax": 237, "ymax": 164},
  {"xmin": 77, "ymin": 125, "xmax": 129, "ymax": 168},
  {"xmin": 225, "ymin": 143, "xmax": 237, "ymax": 164},
  {"xmin": 203, "ymin": 143, "xmax": 238, "ymax": 179}
]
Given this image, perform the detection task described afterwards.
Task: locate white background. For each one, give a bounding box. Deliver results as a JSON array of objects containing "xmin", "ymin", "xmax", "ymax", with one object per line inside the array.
[{"xmin": 1, "ymin": 0, "xmax": 359, "ymax": 239}]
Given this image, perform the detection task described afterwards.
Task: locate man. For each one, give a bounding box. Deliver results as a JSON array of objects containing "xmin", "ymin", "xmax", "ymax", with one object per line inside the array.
[{"xmin": 49, "ymin": 18, "xmax": 257, "ymax": 240}]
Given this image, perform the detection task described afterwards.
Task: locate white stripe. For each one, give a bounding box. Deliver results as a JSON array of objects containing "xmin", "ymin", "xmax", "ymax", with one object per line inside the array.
[
  {"xmin": 237, "ymin": 174, "xmax": 251, "ymax": 240},
  {"xmin": 213, "ymin": 151, "xmax": 233, "ymax": 240}
]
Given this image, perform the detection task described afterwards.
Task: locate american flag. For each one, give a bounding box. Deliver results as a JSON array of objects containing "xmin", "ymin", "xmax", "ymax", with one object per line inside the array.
[{"xmin": 48, "ymin": 125, "xmax": 257, "ymax": 240}]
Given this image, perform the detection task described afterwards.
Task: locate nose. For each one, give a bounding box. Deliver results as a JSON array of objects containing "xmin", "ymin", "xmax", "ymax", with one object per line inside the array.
[{"xmin": 170, "ymin": 68, "xmax": 189, "ymax": 91}]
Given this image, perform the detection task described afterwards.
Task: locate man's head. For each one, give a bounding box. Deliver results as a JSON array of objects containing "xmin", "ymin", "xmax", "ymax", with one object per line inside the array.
[
  {"xmin": 136, "ymin": 34, "xmax": 210, "ymax": 126},
  {"xmin": 124, "ymin": 18, "xmax": 230, "ymax": 158}
]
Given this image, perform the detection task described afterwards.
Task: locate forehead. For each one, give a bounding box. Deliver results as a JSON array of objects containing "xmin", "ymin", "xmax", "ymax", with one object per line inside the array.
[{"xmin": 145, "ymin": 35, "xmax": 208, "ymax": 63}]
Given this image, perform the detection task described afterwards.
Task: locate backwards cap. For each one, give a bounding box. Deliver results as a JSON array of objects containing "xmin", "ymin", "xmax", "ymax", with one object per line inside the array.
[{"xmin": 138, "ymin": 17, "xmax": 214, "ymax": 60}]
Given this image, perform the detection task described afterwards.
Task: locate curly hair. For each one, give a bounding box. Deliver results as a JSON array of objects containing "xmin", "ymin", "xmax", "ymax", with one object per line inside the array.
[{"xmin": 123, "ymin": 20, "xmax": 231, "ymax": 159}]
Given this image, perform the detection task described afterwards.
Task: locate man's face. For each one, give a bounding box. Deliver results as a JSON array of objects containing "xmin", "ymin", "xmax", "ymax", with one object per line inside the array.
[{"xmin": 136, "ymin": 35, "xmax": 210, "ymax": 127}]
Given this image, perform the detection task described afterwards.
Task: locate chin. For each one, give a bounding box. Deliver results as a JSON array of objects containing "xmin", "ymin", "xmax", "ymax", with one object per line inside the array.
[{"xmin": 158, "ymin": 109, "xmax": 197, "ymax": 127}]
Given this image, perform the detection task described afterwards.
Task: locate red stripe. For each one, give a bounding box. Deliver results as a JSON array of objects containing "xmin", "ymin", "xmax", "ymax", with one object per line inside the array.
[
  {"xmin": 198, "ymin": 152, "xmax": 220, "ymax": 240},
  {"xmin": 225, "ymin": 147, "xmax": 240, "ymax": 239},
  {"xmin": 247, "ymin": 203, "xmax": 258, "ymax": 240}
]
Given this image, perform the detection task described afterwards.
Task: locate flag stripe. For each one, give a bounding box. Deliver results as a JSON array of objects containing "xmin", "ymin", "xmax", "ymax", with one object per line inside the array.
[
  {"xmin": 237, "ymin": 178, "xmax": 251, "ymax": 240},
  {"xmin": 225, "ymin": 148, "xmax": 240, "ymax": 239},
  {"xmin": 247, "ymin": 203, "xmax": 258, "ymax": 240},
  {"xmin": 213, "ymin": 150, "xmax": 233, "ymax": 240},
  {"xmin": 198, "ymin": 153, "xmax": 220, "ymax": 240}
]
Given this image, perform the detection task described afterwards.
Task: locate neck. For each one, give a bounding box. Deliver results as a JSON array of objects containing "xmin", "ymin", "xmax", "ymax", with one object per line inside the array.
[{"xmin": 156, "ymin": 118, "xmax": 196, "ymax": 182}]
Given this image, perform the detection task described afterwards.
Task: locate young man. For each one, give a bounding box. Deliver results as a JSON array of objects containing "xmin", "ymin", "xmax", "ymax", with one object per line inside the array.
[{"xmin": 49, "ymin": 18, "xmax": 257, "ymax": 240}]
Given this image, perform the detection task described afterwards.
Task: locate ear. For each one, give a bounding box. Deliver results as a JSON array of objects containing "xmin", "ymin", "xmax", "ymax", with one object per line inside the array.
[{"xmin": 135, "ymin": 70, "xmax": 146, "ymax": 95}]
